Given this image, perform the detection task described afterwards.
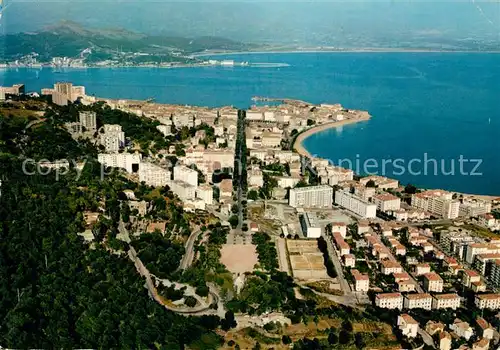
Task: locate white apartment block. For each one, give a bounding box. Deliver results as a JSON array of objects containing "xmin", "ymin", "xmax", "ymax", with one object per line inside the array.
[
  {"xmin": 415, "ymin": 263, "xmax": 431, "ymax": 276},
  {"xmin": 397, "ymin": 314, "xmax": 419, "ymax": 338},
  {"xmin": 381, "ymin": 261, "xmax": 403, "ymax": 275},
  {"xmin": 404, "ymin": 293, "xmax": 433, "ymax": 310},
  {"xmin": 276, "ymin": 176, "xmax": 301, "ymax": 189},
  {"xmin": 459, "ymin": 200, "xmax": 492, "ymax": 218},
  {"xmin": 289, "ymin": 185, "xmax": 333, "ymax": 209},
  {"xmin": 170, "ymin": 180, "xmax": 196, "ymax": 201},
  {"xmin": 432, "ymin": 294, "xmax": 461, "ymax": 310},
  {"xmin": 97, "ymin": 153, "xmax": 142, "ymax": 173},
  {"xmin": 248, "ymin": 168, "xmax": 264, "ymax": 188},
  {"xmin": 466, "ymin": 243, "xmax": 500, "ymax": 264},
  {"xmin": 174, "ymin": 165, "xmax": 198, "ymax": 188},
  {"xmin": 100, "ymin": 124, "xmax": 125, "ymax": 153},
  {"xmin": 79, "ymin": 111, "xmax": 97, "ymax": 131},
  {"xmin": 301, "ymin": 212, "xmax": 322, "ymax": 238},
  {"xmin": 335, "ymin": 190, "xmax": 377, "ymax": 218},
  {"xmin": 139, "ymin": 163, "xmax": 171, "ymax": 187},
  {"xmin": 352, "ymin": 270, "xmax": 370, "ymax": 292},
  {"xmin": 157, "ymin": 124, "xmax": 172, "ymax": 137},
  {"xmin": 423, "ymin": 273, "xmax": 444, "ymax": 293},
  {"xmin": 411, "ymin": 190, "xmax": 460, "ymax": 219},
  {"xmin": 196, "ymin": 184, "xmax": 214, "ymax": 206},
  {"xmin": 375, "ymin": 293, "xmax": 403, "ymax": 309},
  {"xmin": 374, "ymin": 193, "xmax": 401, "ymax": 212},
  {"xmin": 475, "ymin": 294, "xmax": 500, "ymax": 310}
]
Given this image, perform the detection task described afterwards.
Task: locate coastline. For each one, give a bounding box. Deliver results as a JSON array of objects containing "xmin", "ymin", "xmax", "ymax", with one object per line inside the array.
[
  {"xmin": 194, "ymin": 48, "xmax": 500, "ymax": 57},
  {"xmin": 293, "ymin": 114, "xmax": 371, "ymax": 158}
]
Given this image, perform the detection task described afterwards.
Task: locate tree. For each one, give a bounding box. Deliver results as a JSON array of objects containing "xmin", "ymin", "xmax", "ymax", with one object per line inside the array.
[
  {"xmin": 366, "ymin": 180, "xmax": 376, "ymax": 188},
  {"xmin": 339, "ymin": 330, "xmax": 351, "ymax": 345},
  {"xmin": 282, "ymin": 335, "xmax": 292, "ymax": 345},
  {"xmin": 229, "ymin": 215, "xmax": 239, "ymax": 229},
  {"xmin": 342, "ymin": 320, "xmax": 353, "ymax": 332},
  {"xmin": 221, "ymin": 311, "xmax": 237, "ymax": 331},
  {"xmin": 328, "ymin": 331, "xmax": 338, "ymax": 345},
  {"xmin": 405, "ymin": 184, "xmax": 418, "ymax": 194},
  {"xmin": 307, "ymin": 119, "xmax": 315, "ymax": 126},
  {"xmin": 247, "ymin": 190, "xmax": 259, "ymax": 201},
  {"xmin": 184, "ymin": 296, "xmax": 197, "ymax": 308}
]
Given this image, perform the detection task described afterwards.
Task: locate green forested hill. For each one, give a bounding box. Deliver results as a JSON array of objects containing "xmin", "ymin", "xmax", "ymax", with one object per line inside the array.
[
  {"xmin": 0, "ymin": 21, "xmax": 254, "ymax": 62},
  {"xmin": 0, "ymin": 107, "xmax": 223, "ymax": 349}
]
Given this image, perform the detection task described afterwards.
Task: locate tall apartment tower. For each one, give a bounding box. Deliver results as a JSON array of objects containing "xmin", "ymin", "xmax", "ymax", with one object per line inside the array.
[
  {"xmin": 55, "ymin": 82, "xmax": 73, "ymax": 101},
  {"xmin": 79, "ymin": 111, "xmax": 97, "ymax": 132}
]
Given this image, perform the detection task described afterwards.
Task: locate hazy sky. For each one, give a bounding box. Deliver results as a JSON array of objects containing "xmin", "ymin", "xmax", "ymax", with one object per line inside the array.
[{"xmin": 2, "ymin": 1, "xmax": 500, "ymax": 45}]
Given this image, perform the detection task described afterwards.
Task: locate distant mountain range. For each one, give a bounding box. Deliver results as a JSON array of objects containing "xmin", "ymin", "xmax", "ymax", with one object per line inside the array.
[{"xmin": 0, "ymin": 21, "xmax": 257, "ymax": 63}]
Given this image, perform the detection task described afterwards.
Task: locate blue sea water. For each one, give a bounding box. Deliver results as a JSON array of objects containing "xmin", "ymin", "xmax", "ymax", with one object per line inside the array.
[{"xmin": 1, "ymin": 52, "xmax": 499, "ymax": 195}]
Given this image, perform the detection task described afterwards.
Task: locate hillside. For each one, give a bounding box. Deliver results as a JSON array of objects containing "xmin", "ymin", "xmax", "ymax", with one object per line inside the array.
[{"xmin": 0, "ymin": 21, "xmax": 255, "ymax": 63}]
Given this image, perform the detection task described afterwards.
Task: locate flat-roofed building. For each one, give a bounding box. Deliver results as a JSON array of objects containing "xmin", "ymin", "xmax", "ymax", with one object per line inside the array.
[
  {"xmin": 100, "ymin": 124, "xmax": 125, "ymax": 152},
  {"xmin": 170, "ymin": 180, "xmax": 196, "ymax": 201},
  {"xmin": 196, "ymin": 184, "xmax": 214, "ymax": 206},
  {"xmin": 432, "ymin": 293, "xmax": 461, "ymax": 310},
  {"xmin": 174, "ymin": 165, "xmax": 198, "ymax": 188},
  {"xmin": 79, "ymin": 111, "xmax": 97, "ymax": 132},
  {"xmin": 139, "ymin": 162, "xmax": 171, "ymax": 187},
  {"xmin": 97, "ymin": 153, "xmax": 142, "ymax": 173},
  {"xmin": 375, "ymin": 293, "xmax": 403, "ymax": 309},
  {"xmin": 475, "ymin": 294, "xmax": 500, "ymax": 310},
  {"xmin": 404, "ymin": 293, "xmax": 432, "ymax": 310},
  {"xmin": 423, "ymin": 272, "xmax": 444, "ymax": 293},
  {"xmin": 411, "ymin": 190, "xmax": 459, "ymax": 219},
  {"xmin": 289, "ymin": 185, "xmax": 333, "ymax": 209},
  {"xmin": 300, "ymin": 212, "xmax": 323, "ymax": 239},
  {"xmin": 335, "ymin": 190, "xmax": 377, "ymax": 218}
]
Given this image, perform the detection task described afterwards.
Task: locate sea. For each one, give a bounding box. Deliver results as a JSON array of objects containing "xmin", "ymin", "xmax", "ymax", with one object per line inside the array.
[{"xmin": 1, "ymin": 52, "xmax": 499, "ymax": 195}]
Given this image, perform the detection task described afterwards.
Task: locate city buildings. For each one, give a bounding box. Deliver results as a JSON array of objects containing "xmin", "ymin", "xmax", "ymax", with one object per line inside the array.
[
  {"xmin": 170, "ymin": 180, "xmax": 196, "ymax": 201},
  {"xmin": 459, "ymin": 200, "xmax": 492, "ymax": 218},
  {"xmin": 79, "ymin": 111, "xmax": 97, "ymax": 132},
  {"xmin": 381, "ymin": 260, "xmax": 403, "ymax": 275},
  {"xmin": 334, "ymin": 190, "xmax": 377, "ymax": 218},
  {"xmin": 404, "ymin": 293, "xmax": 433, "ymax": 310},
  {"xmin": 196, "ymin": 184, "xmax": 214, "ymax": 206},
  {"xmin": 423, "ymin": 272, "xmax": 444, "ymax": 293},
  {"xmin": 331, "ymin": 222, "xmax": 347, "ymax": 238},
  {"xmin": 352, "ymin": 269, "xmax": 370, "ymax": 292},
  {"xmin": 300, "ymin": 212, "xmax": 322, "ymax": 238},
  {"xmin": 375, "ymin": 293, "xmax": 404, "ymax": 309},
  {"xmin": 373, "ymin": 193, "xmax": 401, "ymax": 212},
  {"xmin": 411, "ymin": 190, "xmax": 460, "ymax": 219},
  {"xmin": 219, "ymin": 179, "xmax": 233, "ymax": 199},
  {"xmin": 97, "ymin": 153, "xmax": 142, "ymax": 173},
  {"xmin": 173, "ymin": 165, "xmax": 198, "ymax": 188},
  {"xmin": 139, "ymin": 162, "xmax": 171, "ymax": 187},
  {"xmin": 359, "ymin": 176, "xmax": 399, "ymax": 189},
  {"xmin": 475, "ymin": 294, "xmax": 500, "ymax": 310},
  {"xmin": 333, "ymin": 232, "xmax": 350, "ymax": 256},
  {"xmin": 100, "ymin": 124, "xmax": 125, "ymax": 152},
  {"xmin": 289, "ymin": 185, "xmax": 333, "ymax": 209},
  {"xmin": 432, "ymin": 294, "xmax": 461, "ymax": 310},
  {"xmin": 0, "ymin": 84, "xmax": 25, "ymax": 99},
  {"xmin": 449, "ymin": 319, "xmax": 474, "ymax": 340},
  {"xmin": 397, "ymin": 314, "xmax": 419, "ymax": 338}
]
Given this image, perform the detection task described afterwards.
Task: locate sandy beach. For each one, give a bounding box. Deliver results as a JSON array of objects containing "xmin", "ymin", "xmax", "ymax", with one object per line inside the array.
[{"xmin": 293, "ymin": 114, "xmax": 372, "ymax": 158}]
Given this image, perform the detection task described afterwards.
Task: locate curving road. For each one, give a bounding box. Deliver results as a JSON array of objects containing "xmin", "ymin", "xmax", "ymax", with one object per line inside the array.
[{"xmin": 178, "ymin": 228, "xmax": 202, "ymax": 270}]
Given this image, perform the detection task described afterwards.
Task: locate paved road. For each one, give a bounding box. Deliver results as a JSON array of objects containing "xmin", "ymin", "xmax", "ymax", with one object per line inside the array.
[
  {"xmin": 325, "ymin": 233, "xmax": 352, "ymax": 295},
  {"xmin": 178, "ymin": 228, "xmax": 202, "ymax": 270}
]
